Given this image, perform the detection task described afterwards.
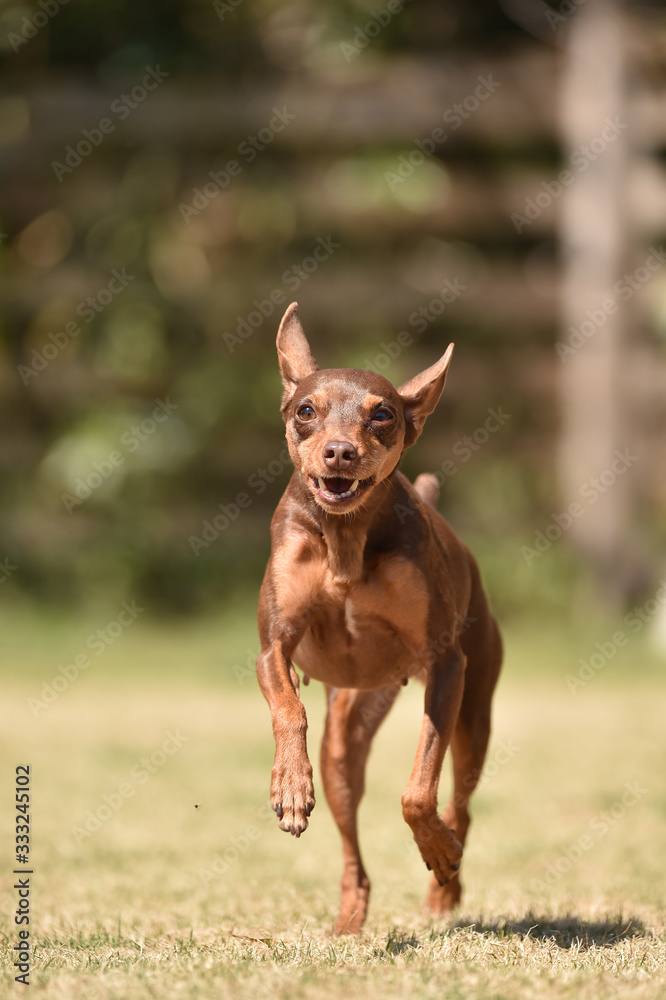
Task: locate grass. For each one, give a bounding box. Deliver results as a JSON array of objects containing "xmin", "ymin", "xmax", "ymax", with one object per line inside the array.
[{"xmin": 0, "ymin": 603, "xmax": 665, "ymax": 998}]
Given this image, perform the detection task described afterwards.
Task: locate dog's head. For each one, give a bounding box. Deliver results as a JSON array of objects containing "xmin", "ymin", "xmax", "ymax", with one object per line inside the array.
[{"xmin": 277, "ymin": 302, "xmax": 453, "ymax": 514}]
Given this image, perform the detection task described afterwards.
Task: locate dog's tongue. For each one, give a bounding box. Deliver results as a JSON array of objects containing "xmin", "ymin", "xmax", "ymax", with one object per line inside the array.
[{"xmin": 323, "ymin": 478, "xmax": 353, "ymax": 494}]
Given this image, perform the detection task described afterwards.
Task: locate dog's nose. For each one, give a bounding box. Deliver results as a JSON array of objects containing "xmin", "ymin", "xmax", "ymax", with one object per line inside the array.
[{"xmin": 323, "ymin": 440, "xmax": 357, "ymax": 470}]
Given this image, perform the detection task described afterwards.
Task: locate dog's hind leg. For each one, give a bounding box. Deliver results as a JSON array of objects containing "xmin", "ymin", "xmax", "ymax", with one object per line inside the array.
[
  {"xmin": 427, "ymin": 604, "xmax": 502, "ymax": 914},
  {"xmin": 320, "ymin": 683, "xmax": 401, "ymax": 934}
]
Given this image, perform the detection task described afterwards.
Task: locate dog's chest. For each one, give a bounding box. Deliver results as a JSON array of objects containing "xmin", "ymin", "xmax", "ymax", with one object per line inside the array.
[{"xmin": 291, "ymin": 552, "xmax": 431, "ymax": 689}]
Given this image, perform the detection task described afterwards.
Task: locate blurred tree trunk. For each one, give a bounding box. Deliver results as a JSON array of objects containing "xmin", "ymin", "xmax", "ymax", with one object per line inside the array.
[{"xmin": 557, "ymin": 0, "xmax": 637, "ymax": 609}]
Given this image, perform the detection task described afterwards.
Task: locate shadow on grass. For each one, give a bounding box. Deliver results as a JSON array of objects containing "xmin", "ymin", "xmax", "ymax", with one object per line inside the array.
[
  {"xmin": 382, "ymin": 929, "xmax": 421, "ymax": 955},
  {"xmin": 448, "ymin": 913, "xmax": 647, "ymax": 950},
  {"xmin": 379, "ymin": 913, "xmax": 646, "ymax": 955}
]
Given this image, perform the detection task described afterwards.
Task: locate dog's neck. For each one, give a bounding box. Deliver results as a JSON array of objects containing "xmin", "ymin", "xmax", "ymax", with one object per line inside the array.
[
  {"xmin": 320, "ymin": 517, "xmax": 369, "ymax": 584},
  {"xmin": 293, "ymin": 471, "xmax": 398, "ymax": 585}
]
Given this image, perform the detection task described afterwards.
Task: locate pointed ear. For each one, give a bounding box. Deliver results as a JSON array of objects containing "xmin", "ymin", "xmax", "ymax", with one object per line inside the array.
[
  {"xmin": 398, "ymin": 344, "xmax": 454, "ymax": 448},
  {"xmin": 276, "ymin": 302, "xmax": 319, "ymax": 405}
]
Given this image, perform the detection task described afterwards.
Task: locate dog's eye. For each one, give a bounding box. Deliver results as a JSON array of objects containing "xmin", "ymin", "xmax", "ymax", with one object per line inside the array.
[
  {"xmin": 296, "ymin": 405, "xmax": 316, "ymax": 422},
  {"xmin": 372, "ymin": 408, "xmax": 393, "ymax": 423}
]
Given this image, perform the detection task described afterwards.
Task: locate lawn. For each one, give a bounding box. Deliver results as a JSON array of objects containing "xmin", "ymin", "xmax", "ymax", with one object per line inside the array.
[{"xmin": 0, "ymin": 603, "xmax": 664, "ymax": 999}]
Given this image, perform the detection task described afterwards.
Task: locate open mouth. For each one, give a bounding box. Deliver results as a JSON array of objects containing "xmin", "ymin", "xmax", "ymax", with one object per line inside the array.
[{"xmin": 309, "ymin": 475, "xmax": 374, "ymax": 504}]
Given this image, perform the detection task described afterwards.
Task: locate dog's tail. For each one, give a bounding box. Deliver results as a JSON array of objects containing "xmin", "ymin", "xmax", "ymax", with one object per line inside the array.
[{"xmin": 413, "ymin": 472, "xmax": 440, "ymax": 509}]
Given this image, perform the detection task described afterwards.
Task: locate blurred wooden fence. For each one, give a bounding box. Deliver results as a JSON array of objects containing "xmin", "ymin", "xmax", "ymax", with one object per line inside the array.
[{"xmin": 1, "ymin": 1, "xmax": 665, "ymax": 609}]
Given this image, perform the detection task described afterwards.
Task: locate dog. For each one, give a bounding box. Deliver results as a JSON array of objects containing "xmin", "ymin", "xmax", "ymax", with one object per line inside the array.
[{"xmin": 256, "ymin": 302, "xmax": 502, "ymax": 933}]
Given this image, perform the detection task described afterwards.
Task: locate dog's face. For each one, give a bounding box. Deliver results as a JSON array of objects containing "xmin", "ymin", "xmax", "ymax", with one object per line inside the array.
[
  {"xmin": 282, "ymin": 367, "xmax": 407, "ymax": 510},
  {"xmin": 277, "ymin": 303, "xmax": 453, "ymax": 514}
]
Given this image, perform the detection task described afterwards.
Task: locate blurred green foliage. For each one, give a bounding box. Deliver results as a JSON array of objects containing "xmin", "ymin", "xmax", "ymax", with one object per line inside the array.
[{"xmin": 0, "ymin": 2, "xmax": 664, "ymax": 620}]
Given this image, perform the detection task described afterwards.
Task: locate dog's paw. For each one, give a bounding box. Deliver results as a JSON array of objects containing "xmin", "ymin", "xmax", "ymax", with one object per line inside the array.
[
  {"xmin": 270, "ymin": 761, "xmax": 315, "ymax": 837},
  {"xmin": 426, "ymin": 873, "xmax": 462, "ymax": 914},
  {"xmin": 414, "ymin": 819, "xmax": 462, "ymax": 887}
]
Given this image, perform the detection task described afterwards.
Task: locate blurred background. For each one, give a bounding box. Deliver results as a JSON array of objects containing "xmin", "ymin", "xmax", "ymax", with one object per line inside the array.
[{"xmin": 1, "ymin": 0, "xmax": 666, "ymax": 632}]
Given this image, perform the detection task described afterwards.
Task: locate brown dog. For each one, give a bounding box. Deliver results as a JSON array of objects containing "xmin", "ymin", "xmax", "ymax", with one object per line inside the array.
[{"xmin": 256, "ymin": 302, "xmax": 502, "ymax": 933}]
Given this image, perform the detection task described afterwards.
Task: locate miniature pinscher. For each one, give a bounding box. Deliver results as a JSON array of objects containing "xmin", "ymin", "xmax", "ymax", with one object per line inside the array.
[{"xmin": 256, "ymin": 302, "xmax": 502, "ymax": 933}]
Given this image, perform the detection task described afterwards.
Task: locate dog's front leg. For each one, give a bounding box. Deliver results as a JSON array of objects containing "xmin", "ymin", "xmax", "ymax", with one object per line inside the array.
[
  {"xmin": 401, "ymin": 648, "xmax": 466, "ymax": 885},
  {"xmin": 257, "ymin": 640, "xmax": 315, "ymax": 837}
]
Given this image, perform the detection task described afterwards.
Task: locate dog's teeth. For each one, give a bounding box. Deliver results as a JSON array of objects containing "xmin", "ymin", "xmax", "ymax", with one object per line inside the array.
[{"xmin": 314, "ymin": 477, "xmax": 361, "ymax": 500}]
